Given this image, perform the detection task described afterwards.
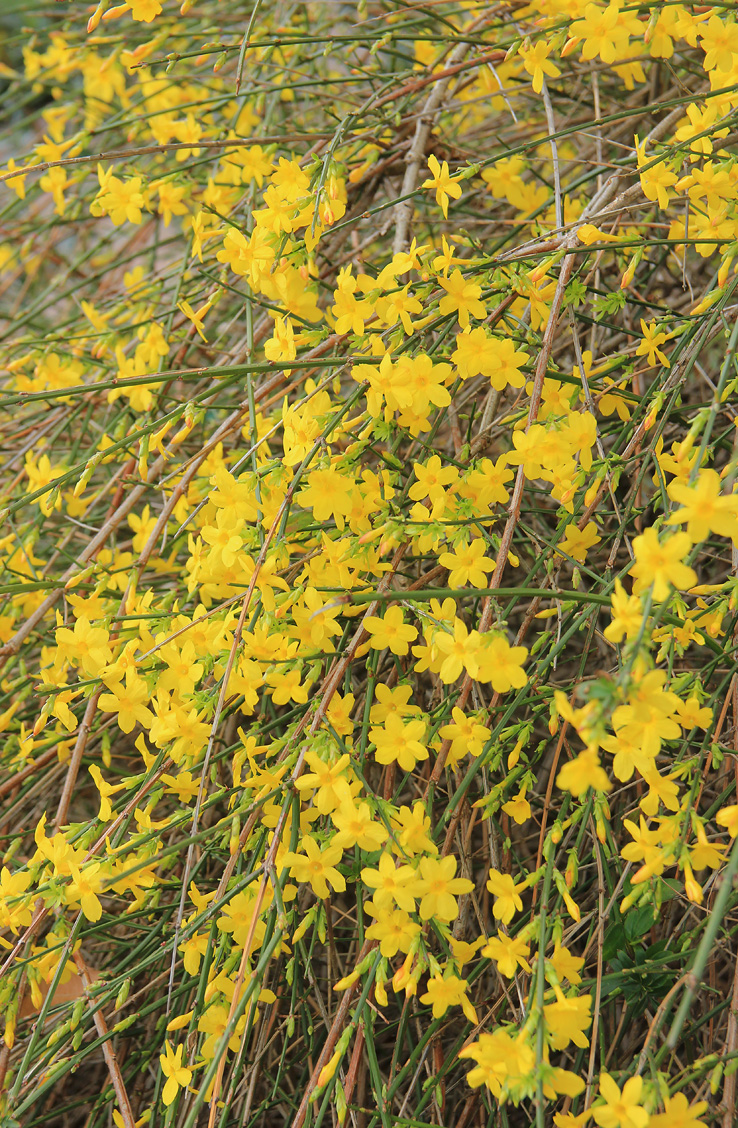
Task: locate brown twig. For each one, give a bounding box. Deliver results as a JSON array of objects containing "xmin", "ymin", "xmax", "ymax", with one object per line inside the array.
[{"xmin": 73, "ymin": 950, "xmax": 136, "ymax": 1128}]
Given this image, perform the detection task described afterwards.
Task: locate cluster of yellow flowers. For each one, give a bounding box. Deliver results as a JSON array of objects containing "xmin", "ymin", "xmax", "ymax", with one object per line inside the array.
[{"xmin": 1, "ymin": 0, "xmax": 738, "ymax": 1125}]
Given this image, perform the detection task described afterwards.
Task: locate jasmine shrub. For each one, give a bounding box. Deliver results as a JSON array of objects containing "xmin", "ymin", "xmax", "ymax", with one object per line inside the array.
[{"xmin": 1, "ymin": 2, "xmax": 738, "ymax": 1127}]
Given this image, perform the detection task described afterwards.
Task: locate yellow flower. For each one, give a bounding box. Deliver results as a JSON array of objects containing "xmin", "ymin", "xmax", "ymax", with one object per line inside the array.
[
  {"xmin": 65, "ymin": 862, "xmax": 105, "ymax": 922},
  {"xmin": 0, "ymin": 867, "xmax": 33, "ymax": 934},
  {"xmin": 460, "ymin": 1028, "xmax": 534, "ymax": 1095},
  {"xmin": 554, "ymin": 1113, "xmax": 592, "ymax": 1127},
  {"xmin": 364, "ymin": 605, "xmax": 418, "ymax": 655},
  {"xmin": 177, "ymin": 297, "xmax": 213, "ymax": 343},
  {"xmin": 699, "ymin": 15, "xmax": 738, "ymax": 71},
  {"xmin": 361, "ymin": 852, "xmax": 424, "ymax": 913},
  {"xmin": 1, "ymin": 158, "xmax": 27, "ymax": 200},
  {"xmin": 416, "ymin": 855, "xmax": 473, "ymax": 922},
  {"xmin": 557, "ymin": 750, "xmax": 612, "ymax": 796},
  {"xmin": 420, "ymin": 973, "xmax": 477, "ymax": 1022},
  {"xmin": 519, "ymin": 40, "xmax": 562, "ymax": 93},
  {"xmin": 486, "ymin": 869, "xmax": 525, "ymax": 924},
  {"xmin": 666, "ymin": 468, "xmax": 738, "ymax": 542},
  {"xmin": 482, "ymin": 930, "xmax": 531, "ymax": 977},
  {"xmin": 409, "ymin": 454, "xmax": 459, "ymax": 518},
  {"xmin": 365, "ymin": 906, "xmax": 420, "ymax": 957},
  {"xmin": 422, "ymin": 154, "xmax": 462, "ymax": 218},
  {"xmin": 391, "ymin": 802, "xmax": 438, "ymax": 857},
  {"xmin": 55, "ymin": 616, "xmax": 112, "ymax": 676},
  {"xmin": 544, "ymin": 989, "xmax": 592, "ymax": 1050},
  {"xmin": 502, "ymin": 786, "xmax": 532, "ymax": 825},
  {"xmin": 452, "ymin": 328, "xmax": 528, "ymax": 389},
  {"xmin": 649, "ymin": 1092, "xmax": 708, "ymax": 1128},
  {"xmin": 635, "ymin": 318, "xmax": 672, "ymax": 367},
  {"xmin": 438, "ymin": 707, "xmax": 490, "ymax": 764},
  {"xmin": 603, "ymin": 579, "xmax": 644, "ymax": 644},
  {"xmin": 631, "ymin": 528, "xmax": 696, "ymax": 601},
  {"xmin": 476, "ymin": 634, "xmax": 528, "ymax": 693},
  {"xmin": 159, "ymin": 1041, "xmax": 192, "ymax": 1107},
  {"xmin": 593, "ymin": 1073, "xmax": 648, "ymax": 1128},
  {"xmin": 557, "ymin": 521, "xmax": 601, "ymax": 563},
  {"xmin": 439, "ymin": 538, "xmax": 494, "ymax": 587},
  {"xmin": 98, "ymin": 670, "xmax": 154, "ymax": 734},
  {"xmin": 88, "ymin": 764, "xmax": 126, "ymax": 821},
  {"xmin": 371, "ymin": 712, "xmax": 429, "ymax": 773},
  {"xmin": 716, "ymin": 803, "xmax": 738, "ymax": 837},
  {"xmin": 674, "ymin": 696, "xmax": 713, "ymax": 730},
  {"xmin": 330, "ymin": 798, "xmax": 388, "ymax": 852},
  {"xmin": 569, "ymin": 1, "xmax": 627, "ymax": 64},
  {"xmin": 282, "ymin": 835, "xmax": 345, "ymax": 900},
  {"xmin": 438, "ymin": 270, "xmax": 486, "ymax": 329},
  {"xmin": 548, "ymin": 942, "xmax": 584, "ymax": 986}
]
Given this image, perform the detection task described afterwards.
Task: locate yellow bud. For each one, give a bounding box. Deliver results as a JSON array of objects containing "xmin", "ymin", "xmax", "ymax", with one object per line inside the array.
[
  {"xmin": 33, "ymin": 704, "xmax": 51, "ymax": 736},
  {"xmin": 65, "ymin": 563, "xmax": 96, "ymax": 590},
  {"xmin": 102, "ymin": 3, "xmax": 129, "ymax": 21},
  {"xmin": 529, "ymin": 258, "xmax": 553, "ymax": 284},
  {"xmin": 333, "ymin": 969, "xmax": 360, "ymax": 993},
  {"xmin": 644, "ymin": 404, "xmax": 658, "ymax": 430},
  {"xmin": 73, "ymin": 457, "xmax": 98, "ymax": 497},
  {"xmin": 167, "ymin": 1010, "xmax": 194, "ymax": 1031},
  {"xmin": 620, "ymin": 254, "xmax": 638, "ymax": 290},
  {"xmin": 138, "ymin": 436, "xmax": 149, "ymax": 481},
  {"xmin": 293, "ymin": 906, "xmax": 316, "ymax": 946},
  {"xmin": 392, "ymin": 953, "xmax": 414, "ymax": 993},
  {"xmin": 643, "ymin": 10, "xmax": 658, "ymax": 44},
  {"xmin": 683, "ymin": 861, "xmax": 703, "ymax": 905},
  {"xmin": 87, "ymin": 4, "xmax": 105, "ymax": 33},
  {"xmin": 718, "ymin": 255, "xmax": 734, "ymax": 288},
  {"xmin": 620, "ymin": 889, "xmax": 640, "ymax": 913},
  {"xmin": 316, "ymin": 1048, "xmax": 341, "ymax": 1091}
]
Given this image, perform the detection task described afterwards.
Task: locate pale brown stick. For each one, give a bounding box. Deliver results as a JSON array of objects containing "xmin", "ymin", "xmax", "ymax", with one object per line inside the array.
[
  {"xmin": 74, "ymin": 951, "xmax": 136, "ymax": 1128},
  {"xmin": 290, "ymin": 940, "xmax": 374, "ymax": 1128},
  {"xmin": 53, "ymin": 689, "xmax": 102, "ymax": 830}
]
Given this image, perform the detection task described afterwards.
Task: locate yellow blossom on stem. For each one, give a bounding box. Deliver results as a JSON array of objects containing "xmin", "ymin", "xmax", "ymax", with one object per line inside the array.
[
  {"xmin": 603, "ymin": 579, "xmax": 643, "ymax": 645},
  {"xmin": 99, "ymin": 670, "xmax": 155, "ymax": 734},
  {"xmin": 486, "ymin": 869, "xmax": 525, "ymax": 924},
  {"xmin": 519, "ymin": 40, "xmax": 562, "ymax": 93},
  {"xmin": 422, "ymin": 154, "xmax": 462, "ymax": 218},
  {"xmin": 282, "ymin": 835, "xmax": 345, "ymax": 900},
  {"xmin": 416, "ymin": 854, "xmax": 473, "ymax": 922},
  {"xmin": 159, "ymin": 1041, "xmax": 192, "ymax": 1106},
  {"xmin": 557, "ymin": 521, "xmax": 601, "ymax": 563},
  {"xmin": 420, "ymin": 973, "xmax": 478, "ymax": 1022},
  {"xmin": 649, "ymin": 1093, "xmax": 708, "ymax": 1128},
  {"xmin": 666, "ymin": 468, "xmax": 738, "ymax": 541},
  {"xmin": 363, "ymin": 605, "xmax": 418, "ymax": 655},
  {"xmin": 482, "ymin": 930, "xmax": 531, "ymax": 977},
  {"xmin": 630, "ymin": 528, "xmax": 696, "ymax": 601},
  {"xmin": 557, "ymin": 750, "xmax": 612, "ymax": 796},
  {"xmin": 438, "ymin": 270, "xmax": 486, "ymax": 329},
  {"xmin": 439, "ymin": 538, "xmax": 495, "ymax": 586},
  {"xmin": 593, "ymin": 1073, "xmax": 648, "ymax": 1128},
  {"xmin": 635, "ymin": 318, "xmax": 672, "ymax": 367}
]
